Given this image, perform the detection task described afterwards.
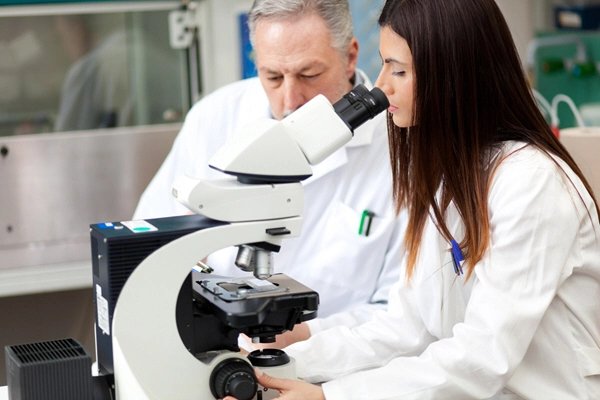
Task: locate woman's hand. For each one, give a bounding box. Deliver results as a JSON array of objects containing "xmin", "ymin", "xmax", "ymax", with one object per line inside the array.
[
  {"xmin": 242, "ymin": 322, "xmax": 311, "ymax": 350},
  {"xmin": 223, "ymin": 367, "xmax": 325, "ymax": 400}
]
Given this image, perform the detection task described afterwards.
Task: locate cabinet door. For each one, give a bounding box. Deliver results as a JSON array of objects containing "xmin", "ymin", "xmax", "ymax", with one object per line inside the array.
[
  {"xmin": 0, "ymin": 2, "xmax": 196, "ymax": 280},
  {"xmin": 0, "ymin": 2, "xmax": 191, "ymax": 135}
]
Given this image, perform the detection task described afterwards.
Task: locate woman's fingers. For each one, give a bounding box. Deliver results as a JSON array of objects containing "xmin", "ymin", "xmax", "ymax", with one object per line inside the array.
[
  {"xmin": 221, "ymin": 368, "xmax": 325, "ymax": 399},
  {"xmin": 256, "ymin": 368, "xmax": 326, "ymax": 400},
  {"xmin": 255, "ymin": 367, "xmax": 287, "ymax": 391}
]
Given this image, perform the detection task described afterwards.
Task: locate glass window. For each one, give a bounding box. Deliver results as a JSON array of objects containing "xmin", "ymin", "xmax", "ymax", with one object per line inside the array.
[{"xmin": 0, "ymin": 8, "xmax": 188, "ymax": 136}]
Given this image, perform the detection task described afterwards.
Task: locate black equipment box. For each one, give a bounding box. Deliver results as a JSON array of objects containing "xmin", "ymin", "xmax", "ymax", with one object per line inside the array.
[{"xmin": 90, "ymin": 214, "xmax": 226, "ymax": 375}]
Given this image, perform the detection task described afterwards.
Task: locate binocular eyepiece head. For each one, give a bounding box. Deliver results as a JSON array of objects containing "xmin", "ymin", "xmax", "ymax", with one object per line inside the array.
[{"xmin": 333, "ymin": 84, "xmax": 390, "ymax": 132}]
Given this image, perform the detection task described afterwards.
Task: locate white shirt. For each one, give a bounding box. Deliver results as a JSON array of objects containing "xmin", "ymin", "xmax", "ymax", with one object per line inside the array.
[
  {"xmin": 133, "ymin": 70, "xmax": 407, "ymax": 333},
  {"xmin": 286, "ymin": 142, "xmax": 600, "ymax": 399}
]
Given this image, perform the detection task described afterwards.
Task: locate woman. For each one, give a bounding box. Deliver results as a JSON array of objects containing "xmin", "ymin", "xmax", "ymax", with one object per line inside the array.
[{"xmin": 228, "ymin": 0, "xmax": 600, "ymax": 398}]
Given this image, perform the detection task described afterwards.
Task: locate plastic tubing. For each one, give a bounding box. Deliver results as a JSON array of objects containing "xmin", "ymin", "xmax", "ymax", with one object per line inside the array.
[{"xmin": 551, "ymin": 94, "xmax": 586, "ymax": 128}]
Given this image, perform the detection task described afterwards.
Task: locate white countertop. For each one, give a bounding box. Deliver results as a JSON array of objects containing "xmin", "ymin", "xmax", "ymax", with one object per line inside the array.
[{"xmin": 0, "ymin": 260, "xmax": 92, "ymax": 298}]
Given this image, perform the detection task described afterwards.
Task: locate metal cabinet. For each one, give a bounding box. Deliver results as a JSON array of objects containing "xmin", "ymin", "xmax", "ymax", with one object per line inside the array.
[{"xmin": 0, "ymin": 1, "xmax": 221, "ymax": 296}]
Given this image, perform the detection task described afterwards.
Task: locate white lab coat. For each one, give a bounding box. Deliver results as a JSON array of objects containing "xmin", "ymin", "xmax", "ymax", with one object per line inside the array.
[
  {"xmin": 133, "ymin": 70, "xmax": 407, "ymax": 333},
  {"xmin": 285, "ymin": 142, "xmax": 600, "ymax": 399}
]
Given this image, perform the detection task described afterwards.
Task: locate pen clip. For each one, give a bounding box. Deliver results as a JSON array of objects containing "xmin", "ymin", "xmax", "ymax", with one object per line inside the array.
[
  {"xmin": 359, "ymin": 210, "xmax": 376, "ymax": 236},
  {"xmin": 451, "ymin": 239, "xmax": 464, "ymax": 275}
]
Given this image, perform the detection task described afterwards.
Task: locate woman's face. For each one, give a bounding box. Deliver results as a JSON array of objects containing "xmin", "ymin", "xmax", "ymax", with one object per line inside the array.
[{"xmin": 374, "ymin": 26, "xmax": 415, "ymax": 128}]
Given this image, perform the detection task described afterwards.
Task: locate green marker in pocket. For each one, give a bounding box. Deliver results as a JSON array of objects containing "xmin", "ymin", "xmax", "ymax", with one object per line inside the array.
[{"xmin": 358, "ymin": 209, "xmax": 375, "ymax": 236}]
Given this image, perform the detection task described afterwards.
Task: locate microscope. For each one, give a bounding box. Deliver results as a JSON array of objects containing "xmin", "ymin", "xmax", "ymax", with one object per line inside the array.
[{"xmin": 4, "ymin": 85, "xmax": 388, "ymax": 400}]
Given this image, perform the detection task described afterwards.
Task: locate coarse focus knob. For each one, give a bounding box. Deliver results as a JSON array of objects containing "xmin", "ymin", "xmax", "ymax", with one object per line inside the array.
[{"xmin": 211, "ymin": 359, "xmax": 257, "ymax": 400}]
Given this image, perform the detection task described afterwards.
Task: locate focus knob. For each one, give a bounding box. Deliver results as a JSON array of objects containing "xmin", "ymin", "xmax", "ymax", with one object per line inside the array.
[{"xmin": 210, "ymin": 359, "xmax": 257, "ymax": 400}]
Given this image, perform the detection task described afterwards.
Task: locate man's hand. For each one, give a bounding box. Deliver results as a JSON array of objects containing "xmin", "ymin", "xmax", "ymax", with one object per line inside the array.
[
  {"xmin": 242, "ymin": 322, "xmax": 311, "ymax": 350},
  {"xmin": 223, "ymin": 367, "xmax": 325, "ymax": 400}
]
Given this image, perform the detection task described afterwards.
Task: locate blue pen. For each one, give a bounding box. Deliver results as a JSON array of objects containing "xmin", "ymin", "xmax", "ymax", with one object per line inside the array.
[{"xmin": 451, "ymin": 239, "xmax": 464, "ymax": 275}]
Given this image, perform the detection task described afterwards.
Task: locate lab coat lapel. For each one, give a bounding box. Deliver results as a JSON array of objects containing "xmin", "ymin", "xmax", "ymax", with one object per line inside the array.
[
  {"xmin": 303, "ymin": 146, "xmax": 348, "ymax": 185},
  {"xmin": 413, "ymin": 219, "xmax": 447, "ymax": 338},
  {"xmin": 440, "ymin": 204, "xmax": 471, "ymax": 337},
  {"xmin": 241, "ymin": 81, "xmax": 272, "ymax": 129},
  {"xmin": 413, "ymin": 203, "xmax": 470, "ymax": 339},
  {"xmin": 230, "ymin": 78, "xmax": 273, "ymax": 141}
]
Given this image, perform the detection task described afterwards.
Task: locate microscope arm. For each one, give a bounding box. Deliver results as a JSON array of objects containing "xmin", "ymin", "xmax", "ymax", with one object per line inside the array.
[{"xmin": 112, "ymin": 218, "xmax": 302, "ymax": 399}]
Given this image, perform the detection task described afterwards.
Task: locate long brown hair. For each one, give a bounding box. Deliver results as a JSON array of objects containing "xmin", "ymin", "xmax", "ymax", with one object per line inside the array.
[{"xmin": 378, "ymin": 0, "xmax": 599, "ymax": 279}]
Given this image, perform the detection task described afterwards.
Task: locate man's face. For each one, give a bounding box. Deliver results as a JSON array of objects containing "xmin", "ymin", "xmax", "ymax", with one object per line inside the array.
[{"xmin": 254, "ymin": 13, "xmax": 358, "ymax": 121}]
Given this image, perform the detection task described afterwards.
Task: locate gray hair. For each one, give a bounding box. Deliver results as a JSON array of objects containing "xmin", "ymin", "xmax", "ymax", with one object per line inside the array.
[{"xmin": 248, "ymin": 0, "xmax": 354, "ymax": 57}]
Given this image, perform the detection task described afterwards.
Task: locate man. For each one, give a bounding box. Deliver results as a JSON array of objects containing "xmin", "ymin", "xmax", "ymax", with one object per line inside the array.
[{"xmin": 133, "ymin": 0, "xmax": 406, "ymax": 346}]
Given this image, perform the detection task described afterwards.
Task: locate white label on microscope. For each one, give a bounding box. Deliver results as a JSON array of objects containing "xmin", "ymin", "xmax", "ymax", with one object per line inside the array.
[
  {"xmin": 96, "ymin": 284, "xmax": 110, "ymax": 335},
  {"xmin": 121, "ymin": 220, "xmax": 158, "ymax": 233}
]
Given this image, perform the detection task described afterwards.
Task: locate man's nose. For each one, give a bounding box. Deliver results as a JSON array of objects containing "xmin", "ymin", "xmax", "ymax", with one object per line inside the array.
[{"xmin": 282, "ymin": 80, "xmax": 306, "ymax": 113}]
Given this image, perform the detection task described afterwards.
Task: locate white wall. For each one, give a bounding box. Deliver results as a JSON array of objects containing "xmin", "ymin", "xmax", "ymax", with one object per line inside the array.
[
  {"xmin": 201, "ymin": 0, "xmax": 253, "ymax": 93},
  {"xmin": 496, "ymin": 0, "xmax": 535, "ymax": 66},
  {"xmin": 495, "ymin": 0, "xmax": 559, "ymax": 68}
]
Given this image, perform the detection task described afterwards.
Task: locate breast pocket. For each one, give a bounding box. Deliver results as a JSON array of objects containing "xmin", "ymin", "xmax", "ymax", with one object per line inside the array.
[{"xmin": 314, "ymin": 201, "xmax": 396, "ymax": 314}]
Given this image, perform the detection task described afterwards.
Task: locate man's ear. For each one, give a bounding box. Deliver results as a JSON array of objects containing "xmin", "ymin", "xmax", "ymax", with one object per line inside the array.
[{"xmin": 346, "ymin": 37, "xmax": 359, "ymax": 80}]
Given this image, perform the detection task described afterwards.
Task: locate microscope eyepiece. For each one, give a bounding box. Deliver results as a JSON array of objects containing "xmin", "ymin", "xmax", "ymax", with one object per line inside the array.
[
  {"xmin": 333, "ymin": 84, "xmax": 370, "ymax": 114},
  {"xmin": 333, "ymin": 84, "xmax": 390, "ymax": 132},
  {"xmin": 368, "ymin": 87, "xmax": 391, "ymax": 113}
]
